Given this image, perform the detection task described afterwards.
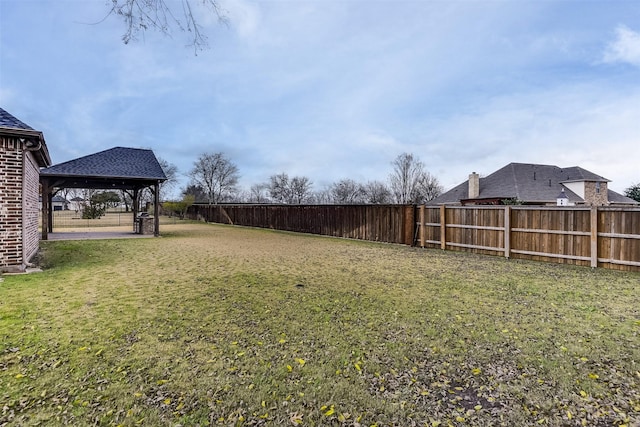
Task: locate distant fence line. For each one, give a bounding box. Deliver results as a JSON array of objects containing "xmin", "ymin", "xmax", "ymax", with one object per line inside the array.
[
  {"xmin": 187, "ymin": 204, "xmax": 640, "ymax": 272},
  {"xmin": 187, "ymin": 204, "xmax": 415, "ymax": 245}
]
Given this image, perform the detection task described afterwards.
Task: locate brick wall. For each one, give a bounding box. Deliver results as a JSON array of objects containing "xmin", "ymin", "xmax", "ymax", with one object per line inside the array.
[
  {"xmin": 0, "ymin": 136, "xmax": 25, "ymax": 271},
  {"xmin": 0, "ymin": 137, "xmax": 23, "ymax": 271},
  {"xmin": 23, "ymin": 150, "xmax": 41, "ymax": 263},
  {"xmin": 584, "ymin": 181, "xmax": 609, "ymax": 206}
]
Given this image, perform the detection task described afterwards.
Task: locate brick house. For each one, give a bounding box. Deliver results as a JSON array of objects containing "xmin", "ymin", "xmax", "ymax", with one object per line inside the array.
[
  {"xmin": 429, "ymin": 162, "xmax": 638, "ymax": 206},
  {"xmin": 0, "ymin": 108, "xmax": 51, "ymax": 272}
]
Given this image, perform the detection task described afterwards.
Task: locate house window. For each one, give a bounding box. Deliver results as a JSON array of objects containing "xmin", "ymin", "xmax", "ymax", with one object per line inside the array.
[{"xmin": 596, "ymin": 182, "xmax": 600, "ymax": 194}]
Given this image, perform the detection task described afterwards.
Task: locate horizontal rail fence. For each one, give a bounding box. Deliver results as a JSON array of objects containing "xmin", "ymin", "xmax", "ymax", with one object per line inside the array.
[
  {"xmin": 48, "ymin": 211, "xmax": 135, "ymax": 228},
  {"xmin": 416, "ymin": 206, "xmax": 640, "ymax": 272},
  {"xmin": 187, "ymin": 204, "xmax": 415, "ymax": 245}
]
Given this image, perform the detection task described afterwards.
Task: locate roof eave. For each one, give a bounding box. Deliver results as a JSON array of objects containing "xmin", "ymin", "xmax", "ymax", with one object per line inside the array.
[
  {"xmin": 0, "ymin": 127, "xmax": 51, "ymax": 167},
  {"xmin": 561, "ymin": 178, "xmax": 611, "ymax": 183},
  {"xmin": 40, "ymin": 172, "xmax": 166, "ymax": 182},
  {"xmin": 460, "ymin": 197, "xmax": 508, "ymax": 204},
  {"xmin": 0, "ymin": 126, "xmax": 39, "ymax": 138}
]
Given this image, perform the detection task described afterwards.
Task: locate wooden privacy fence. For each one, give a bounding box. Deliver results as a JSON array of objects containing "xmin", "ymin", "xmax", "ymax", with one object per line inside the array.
[
  {"xmin": 186, "ymin": 204, "xmax": 640, "ymax": 272},
  {"xmin": 187, "ymin": 204, "xmax": 415, "ymax": 245},
  {"xmin": 416, "ymin": 205, "xmax": 640, "ymax": 272}
]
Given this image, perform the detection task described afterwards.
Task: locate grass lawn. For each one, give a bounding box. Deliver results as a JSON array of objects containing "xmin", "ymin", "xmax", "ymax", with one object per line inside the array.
[{"xmin": 1, "ymin": 222, "xmax": 639, "ymax": 426}]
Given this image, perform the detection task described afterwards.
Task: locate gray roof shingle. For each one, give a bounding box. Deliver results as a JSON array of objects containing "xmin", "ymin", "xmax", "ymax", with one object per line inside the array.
[
  {"xmin": 40, "ymin": 147, "xmax": 167, "ymax": 181},
  {"xmin": 0, "ymin": 107, "xmax": 51, "ymax": 167},
  {"xmin": 0, "ymin": 107, "xmax": 34, "ymax": 130}
]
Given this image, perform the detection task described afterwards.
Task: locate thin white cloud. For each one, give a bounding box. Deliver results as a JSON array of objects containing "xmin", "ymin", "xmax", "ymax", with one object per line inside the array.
[
  {"xmin": 602, "ymin": 25, "xmax": 640, "ymax": 67},
  {"xmin": 219, "ymin": 0, "xmax": 260, "ymax": 39}
]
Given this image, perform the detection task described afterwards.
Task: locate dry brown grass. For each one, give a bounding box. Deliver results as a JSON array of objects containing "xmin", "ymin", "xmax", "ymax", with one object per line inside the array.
[{"xmin": 1, "ymin": 221, "xmax": 639, "ymax": 426}]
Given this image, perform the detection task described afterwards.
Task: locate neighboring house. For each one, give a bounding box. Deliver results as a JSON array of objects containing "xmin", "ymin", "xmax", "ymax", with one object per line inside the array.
[
  {"xmin": 70, "ymin": 196, "xmax": 85, "ymax": 212},
  {"xmin": 52, "ymin": 196, "xmax": 68, "ymax": 211},
  {"xmin": 429, "ymin": 163, "xmax": 638, "ymax": 207},
  {"xmin": 0, "ymin": 108, "xmax": 51, "ymax": 272},
  {"xmin": 38, "ymin": 195, "xmax": 69, "ymax": 211}
]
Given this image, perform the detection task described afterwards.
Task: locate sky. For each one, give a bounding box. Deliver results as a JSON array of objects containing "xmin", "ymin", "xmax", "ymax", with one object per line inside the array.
[{"xmin": 1, "ymin": 0, "xmax": 639, "ymax": 198}]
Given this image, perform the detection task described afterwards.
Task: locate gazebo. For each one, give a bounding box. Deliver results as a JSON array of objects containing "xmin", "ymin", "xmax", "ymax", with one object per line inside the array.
[{"xmin": 39, "ymin": 147, "xmax": 167, "ymax": 240}]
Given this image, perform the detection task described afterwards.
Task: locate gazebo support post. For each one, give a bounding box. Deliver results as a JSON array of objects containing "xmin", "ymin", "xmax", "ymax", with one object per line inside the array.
[
  {"xmin": 132, "ymin": 188, "xmax": 139, "ymax": 233},
  {"xmin": 41, "ymin": 180, "xmax": 50, "ymax": 241},
  {"xmin": 47, "ymin": 192, "xmax": 53, "ymax": 233},
  {"xmin": 153, "ymin": 183, "xmax": 160, "ymax": 237}
]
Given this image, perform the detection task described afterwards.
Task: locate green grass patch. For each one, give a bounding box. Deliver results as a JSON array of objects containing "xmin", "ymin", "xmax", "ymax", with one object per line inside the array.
[{"xmin": 1, "ymin": 222, "xmax": 639, "ymax": 426}]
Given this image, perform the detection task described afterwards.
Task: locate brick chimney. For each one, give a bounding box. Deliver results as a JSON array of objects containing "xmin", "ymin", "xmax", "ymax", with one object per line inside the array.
[{"xmin": 469, "ymin": 172, "xmax": 480, "ymax": 199}]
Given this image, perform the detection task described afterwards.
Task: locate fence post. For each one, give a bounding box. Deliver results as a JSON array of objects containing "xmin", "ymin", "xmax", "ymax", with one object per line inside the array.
[
  {"xmin": 404, "ymin": 205, "xmax": 415, "ymax": 245},
  {"xmin": 440, "ymin": 205, "xmax": 446, "ymax": 250},
  {"xmin": 504, "ymin": 206, "xmax": 511, "ymax": 259},
  {"xmin": 419, "ymin": 205, "xmax": 426, "ymax": 247},
  {"xmin": 591, "ymin": 206, "xmax": 598, "ymax": 268}
]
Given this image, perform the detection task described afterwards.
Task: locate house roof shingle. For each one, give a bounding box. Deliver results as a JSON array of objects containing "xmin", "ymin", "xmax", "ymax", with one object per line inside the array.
[
  {"xmin": 429, "ymin": 162, "xmax": 636, "ymax": 205},
  {"xmin": 0, "ymin": 107, "xmax": 51, "ymax": 167},
  {"xmin": 0, "ymin": 107, "xmax": 34, "ymax": 130},
  {"xmin": 40, "ymin": 147, "xmax": 167, "ymax": 181}
]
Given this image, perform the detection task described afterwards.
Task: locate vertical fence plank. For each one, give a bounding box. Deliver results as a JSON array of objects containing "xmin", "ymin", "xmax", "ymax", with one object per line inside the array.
[
  {"xmin": 591, "ymin": 206, "xmax": 598, "ymax": 268},
  {"xmin": 440, "ymin": 205, "xmax": 446, "ymax": 250},
  {"xmin": 404, "ymin": 205, "xmax": 415, "ymax": 245},
  {"xmin": 419, "ymin": 205, "xmax": 426, "ymax": 247},
  {"xmin": 504, "ymin": 206, "xmax": 511, "ymax": 258}
]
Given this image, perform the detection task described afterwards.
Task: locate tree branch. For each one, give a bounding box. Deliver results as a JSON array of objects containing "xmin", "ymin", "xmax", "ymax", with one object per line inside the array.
[{"xmin": 108, "ymin": 0, "xmax": 227, "ymax": 53}]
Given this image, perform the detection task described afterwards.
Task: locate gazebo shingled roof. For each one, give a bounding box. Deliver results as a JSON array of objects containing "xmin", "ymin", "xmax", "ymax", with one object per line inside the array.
[{"xmin": 40, "ymin": 147, "xmax": 166, "ymax": 187}]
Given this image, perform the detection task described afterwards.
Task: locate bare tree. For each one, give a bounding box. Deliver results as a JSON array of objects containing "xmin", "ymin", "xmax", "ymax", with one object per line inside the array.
[
  {"xmin": 311, "ymin": 187, "xmax": 331, "ymax": 204},
  {"xmin": 107, "ymin": 0, "xmax": 228, "ymax": 52},
  {"xmin": 268, "ymin": 173, "xmax": 313, "ymax": 204},
  {"xmin": 190, "ymin": 152, "xmax": 239, "ymax": 205},
  {"xmin": 248, "ymin": 183, "xmax": 271, "ymax": 203},
  {"xmin": 363, "ymin": 180, "xmax": 392, "ymax": 204},
  {"xmin": 290, "ymin": 176, "xmax": 313, "ymax": 204},
  {"xmin": 389, "ymin": 153, "xmax": 441, "ymax": 204},
  {"xmin": 157, "ymin": 157, "xmax": 179, "ymax": 200},
  {"xmin": 412, "ymin": 171, "xmax": 443, "ymax": 203},
  {"xmin": 389, "ymin": 153, "xmax": 423, "ymax": 204},
  {"xmin": 268, "ymin": 173, "xmax": 292, "ymax": 204},
  {"xmin": 119, "ymin": 190, "xmax": 133, "ymax": 211},
  {"xmin": 182, "ymin": 184, "xmax": 207, "ymax": 203},
  {"xmin": 330, "ymin": 179, "xmax": 366, "ymax": 204}
]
